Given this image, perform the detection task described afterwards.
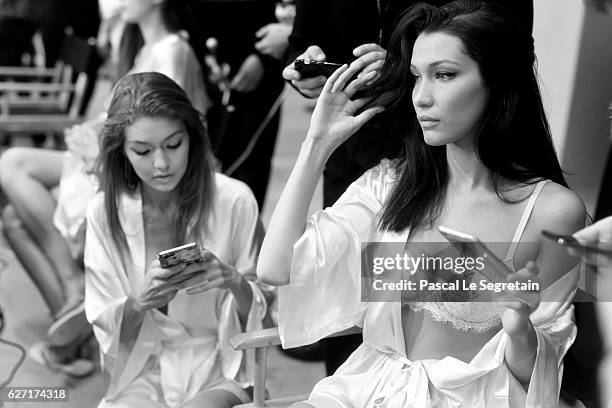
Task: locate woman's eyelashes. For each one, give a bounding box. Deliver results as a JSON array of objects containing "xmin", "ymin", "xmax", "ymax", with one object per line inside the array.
[
  {"xmin": 132, "ymin": 148, "xmax": 151, "ymax": 156},
  {"xmin": 410, "ymin": 71, "xmax": 456, "ymax": 82},
  {"xmin": 166, "ymin": 140, "xmax": 182, "ymax": 150},
  {"xmin": 434, "ymin": 71, "xmax": 456, "ymax": 80},
  {"xmin": 130, "ymin": 139, "xmax": 182, "ymax": 155}
]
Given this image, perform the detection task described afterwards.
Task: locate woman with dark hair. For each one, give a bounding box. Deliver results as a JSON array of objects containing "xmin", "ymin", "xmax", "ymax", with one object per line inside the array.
[
  {"xmin": 86, "ymin": 72, "xmax": 269, "ymax": 407},
  {"xmin": 0, "ymin": 0, "xmax": 209, "ymax": 375},
  {"xmin": 259, "ymin": 1, "xmax": 585, "ymax": 406}
]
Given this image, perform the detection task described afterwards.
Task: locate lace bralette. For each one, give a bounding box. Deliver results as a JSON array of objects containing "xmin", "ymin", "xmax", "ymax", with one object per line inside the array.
[
  {"xmin": 408, "ymin": 300, "xmax": 502, "ymax": 333},
  {"xmin": 405, "ymin": 258, "xmax": 516, "ymax": 333}
]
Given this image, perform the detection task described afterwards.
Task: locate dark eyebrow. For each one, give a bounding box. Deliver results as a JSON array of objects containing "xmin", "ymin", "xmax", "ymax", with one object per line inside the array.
[
  {"xmin": 410, "ymin": 60, "xmax": 462, "ymax": 70},
  {"xmin": 127, "ymin": 129, "xmax": 185, "ymax": 146}
]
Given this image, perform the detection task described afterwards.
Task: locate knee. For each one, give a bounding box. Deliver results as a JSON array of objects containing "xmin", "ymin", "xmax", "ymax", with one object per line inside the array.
[
  {"xmin": 2, "ymin": 204, "xmax": 24, "ymax": 232},
  {"xmin": 0, "ymin": 147, "xmax": 30, "ymax": 186}
]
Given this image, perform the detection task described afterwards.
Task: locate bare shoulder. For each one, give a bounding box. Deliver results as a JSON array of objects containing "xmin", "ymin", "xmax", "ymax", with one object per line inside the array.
[{"xmin": 533, "ymin": 181, "xmax": 586, "ymax": 234}]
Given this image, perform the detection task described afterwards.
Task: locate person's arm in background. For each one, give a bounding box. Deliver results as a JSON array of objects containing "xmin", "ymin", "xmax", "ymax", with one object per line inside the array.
[
  {"xmin": 564, "ymin": 217, "xmax": 612, "ymax": 406},
  {"xmin": 281, "ymin": 0, "xmax": 332, "ymax": 98},
  {"xmin": 230, "ymin": 0, "xmax": 280, "ymax": 93},
  {"xmin": 255, "ymin": 0, "xmax": 295, "ymax": 61},
  {"xmin": 255, "ymin": 23, "xmax": 292, "ymax": 60}
]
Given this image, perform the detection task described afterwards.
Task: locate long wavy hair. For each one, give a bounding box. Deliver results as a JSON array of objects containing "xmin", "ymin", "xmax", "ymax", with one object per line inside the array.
[
  {"xmin": 96, "ymin": 72, "xmax": 216, "ymax": 256},
  {"xmin": 360, "ymin": 0, "xmax": 566, "ymax": 233}
]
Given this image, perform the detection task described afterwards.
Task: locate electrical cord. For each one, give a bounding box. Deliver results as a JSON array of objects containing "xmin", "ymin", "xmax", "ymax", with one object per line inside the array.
[
  {"xmin": 0, "ymin": 338, "xmax": 26, "ymax": 389},
  {"xmin": 224, "ymin": 87, "xmax": 287, "ymax": 177},
  {"xmin": 204, "ymin": 37, "xmax": 287, "ymax": 178},
  {"xmin": 0, "ymin": 256, "xmax": 26, "ymax": 389}
]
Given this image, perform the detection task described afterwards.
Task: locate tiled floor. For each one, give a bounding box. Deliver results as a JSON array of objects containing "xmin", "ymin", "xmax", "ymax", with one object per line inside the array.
[{"xmin": 0, "ymin": 87, "xmax": 326, "ymax": 407}]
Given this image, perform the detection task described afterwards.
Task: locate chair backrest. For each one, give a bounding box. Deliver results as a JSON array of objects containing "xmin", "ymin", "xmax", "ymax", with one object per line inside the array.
[
  {"xmin": 0, "ymin": 30, "xmax": 98, "ymax": 119},
  {"xmin": 230, "ymin": 326, "xmax": 363, "ymax": 408},
  {"xmin": 0, "ymin": 31, "xmax": 99, "ymax": 137}
]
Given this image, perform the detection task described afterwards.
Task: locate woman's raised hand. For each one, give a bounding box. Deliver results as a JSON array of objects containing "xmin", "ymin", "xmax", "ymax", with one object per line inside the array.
[
  {"xmin": 496, "ymin": 262, "xmax": 541, "ymax": 337},
  {"xmin": 306, "ymin": 64, "xmax": 384, "ymax": 154}
]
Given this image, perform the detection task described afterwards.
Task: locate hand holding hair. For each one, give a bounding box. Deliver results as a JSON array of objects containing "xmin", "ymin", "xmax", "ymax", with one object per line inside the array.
[{"xmin": 306, "ymin": 64, "xmax": 384, "ymax": 156}]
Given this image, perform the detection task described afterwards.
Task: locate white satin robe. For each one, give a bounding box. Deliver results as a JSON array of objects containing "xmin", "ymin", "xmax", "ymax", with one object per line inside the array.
[
  {"xmin": 279, "ymin": 160, "xmax": 578, "ymax": 408},
  {"xmin": 85, "ymin": 173, "xmax": 270, "ymax": 407}
]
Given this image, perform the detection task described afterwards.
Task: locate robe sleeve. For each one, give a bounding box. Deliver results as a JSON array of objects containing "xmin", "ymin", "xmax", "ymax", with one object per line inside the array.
[
  {"xmin": 83, "ymin": 195, "xmax": 133, "ymax": 381},
  {"xmin": 523, "ymin": 263, "xmax": 580, "ymax": 407},
  {"xmin": 215, "ymin": 183, "xmax": 273, "ymax": 384},
  {"xmin": 278, "ymin": 160, "xmax": 393, "ymax": 348},
  {"xmin": 503, "ymin": 262, "xmax": 581, "ymax": 407}
]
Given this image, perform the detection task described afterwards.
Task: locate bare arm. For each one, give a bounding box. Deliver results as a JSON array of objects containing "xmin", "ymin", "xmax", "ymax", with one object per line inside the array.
[
  {"xmin": 257, "ymin": 140, "xmax": 329, "ymax": 285},
  {"xmin": 501, "ymin": 185, "xmax": 585, "ymax": 386}
]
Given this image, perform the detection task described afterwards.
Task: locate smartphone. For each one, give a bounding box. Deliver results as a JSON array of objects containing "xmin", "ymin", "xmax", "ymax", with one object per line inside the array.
[
  {"xmin": 158, "ymin": 243, "xmax": 202, "ymax": 269},
  {"xmin": 293, "ymin": 59, "xmax": 343, "ymax": 78},
  {"xmin": 542, "ymin": 230, "xmax": 612, "ymax": 256},
  {"xmin": 438, "ymin": 226, "xmax": 513, "ymax": 282}
]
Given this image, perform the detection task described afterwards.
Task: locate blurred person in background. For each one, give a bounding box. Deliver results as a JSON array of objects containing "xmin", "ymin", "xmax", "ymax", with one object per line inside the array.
[
  {"xmin": 561, "ymin": 216, "xmax": 612, "ymax": 407},
  {"xmin": 254, "ymin": 0, "xmax": 295, "ymax": 60},
  {"xmin": 181, "ymin": 0, "xmax": 284, "ymax": 209},
  {"xmin": 0, "ymin": 0, "xmax": 209, "ymax": 377},
  {"xmin": 561, "ymin": 2, "xmax": 612, "ymax": 407},
  {"xmin": 40, "ymin": 0, "xmax": 100, "ymax": 68}
]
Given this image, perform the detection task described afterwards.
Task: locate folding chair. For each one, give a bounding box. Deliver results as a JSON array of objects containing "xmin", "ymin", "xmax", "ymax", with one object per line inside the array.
[
  {"xmin": 230, "ymin": 326, "xmax": 361, "ymax": 408},
  {"xmin": 0, "ymin": 30, "xmax": 99, "ymax": 142}
]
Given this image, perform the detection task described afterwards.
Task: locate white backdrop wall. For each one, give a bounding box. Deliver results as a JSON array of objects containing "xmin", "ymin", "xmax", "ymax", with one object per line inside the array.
[{"xmin": 534, "ymin": 0, "xmax": 612, "ymax": 214}]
